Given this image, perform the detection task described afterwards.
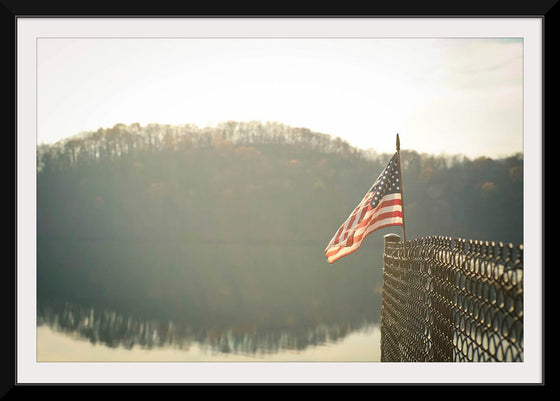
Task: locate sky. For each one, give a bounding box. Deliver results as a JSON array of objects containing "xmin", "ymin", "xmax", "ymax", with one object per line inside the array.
[{"xmin": 37, "ymin": 37, "xmax": 523, "ymax": 159}]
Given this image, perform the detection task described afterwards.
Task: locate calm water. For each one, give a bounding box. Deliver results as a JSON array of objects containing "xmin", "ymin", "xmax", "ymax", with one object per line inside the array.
[{"xmin": 37, "ymin": 241, "xmax": 384, "ymax": 362}]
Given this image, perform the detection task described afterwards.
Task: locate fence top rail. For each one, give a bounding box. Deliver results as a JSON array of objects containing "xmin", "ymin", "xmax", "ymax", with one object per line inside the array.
[{"xmin": 384, "ymin": 234, "xmax": 523, "ymax": 271}]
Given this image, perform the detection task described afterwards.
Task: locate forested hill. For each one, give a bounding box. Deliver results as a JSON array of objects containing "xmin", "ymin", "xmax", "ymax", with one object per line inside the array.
[
  {"xmin": 36, "ymin": 120, "xmax": 522, "ymax": 335},
  {"xmin": 37, "ymin": 120, "xmax": 523, "ymax": 246}
]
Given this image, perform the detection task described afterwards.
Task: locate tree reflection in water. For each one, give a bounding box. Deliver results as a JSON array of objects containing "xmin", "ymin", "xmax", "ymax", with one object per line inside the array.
[
  {"xmin": 37, "ymin": 239, "xmax": 383, "ymax": 359},
  {"xmin": 38, "ymin": 300, "xmax": 377, "ymax": 357}
]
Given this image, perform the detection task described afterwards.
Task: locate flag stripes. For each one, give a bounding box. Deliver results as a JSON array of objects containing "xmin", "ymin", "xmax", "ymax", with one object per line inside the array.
[{"xmin": 325, "ymin": 152, "xmax": 404, "ymax": 264}]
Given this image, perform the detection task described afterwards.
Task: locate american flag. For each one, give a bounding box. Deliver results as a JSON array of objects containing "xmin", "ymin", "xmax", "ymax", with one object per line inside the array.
[{"xmin": 325, "ymin": 152, "xmax": 404, "ymax": 264}]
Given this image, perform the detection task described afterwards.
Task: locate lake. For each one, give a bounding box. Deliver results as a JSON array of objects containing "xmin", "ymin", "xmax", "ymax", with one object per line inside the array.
[{"xmin": 37, "ymin": 240, "xmax": 385, "ymax": 362}]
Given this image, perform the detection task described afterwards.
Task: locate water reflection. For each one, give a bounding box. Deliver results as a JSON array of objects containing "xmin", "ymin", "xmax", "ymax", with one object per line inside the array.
[
  {"xmin": 37, "ymin": 240, "xmax": 384, "ymax": 360},
  {"xmin": 38, "ymin": 301, "xmax": 377, "ymax": 359}
]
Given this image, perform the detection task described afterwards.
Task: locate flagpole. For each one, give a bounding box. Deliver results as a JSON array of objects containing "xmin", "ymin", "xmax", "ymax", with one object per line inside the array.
[{"xmin": 396, "ymin": 133, "xmax": 407, "ymax": 253}]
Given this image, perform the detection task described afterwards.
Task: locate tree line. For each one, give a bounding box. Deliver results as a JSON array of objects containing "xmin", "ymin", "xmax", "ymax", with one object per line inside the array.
[
  {"xmin": 37, "ymin": 120, "xmax": 523, "ymax": 244},
  {"xmin": 37, "ymin": 120, "xmax": 358, "ymax": 172}
]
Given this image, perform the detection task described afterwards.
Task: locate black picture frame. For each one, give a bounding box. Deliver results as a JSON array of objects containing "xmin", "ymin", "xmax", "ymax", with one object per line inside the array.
[{"xmin": 5, "ymin": 0, "xmax": 556, "ymax": 392}]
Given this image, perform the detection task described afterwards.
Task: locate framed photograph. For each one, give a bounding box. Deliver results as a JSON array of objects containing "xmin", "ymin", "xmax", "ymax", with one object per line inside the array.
[{"xmin": 9, "ymin": 5, "xmax": 552, "ymax": 388}]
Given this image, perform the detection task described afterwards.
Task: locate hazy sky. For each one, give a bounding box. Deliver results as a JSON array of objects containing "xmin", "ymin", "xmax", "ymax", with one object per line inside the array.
[{"xmin": 37, "ymin": 37, "xmax": 523, "ymax": 158}]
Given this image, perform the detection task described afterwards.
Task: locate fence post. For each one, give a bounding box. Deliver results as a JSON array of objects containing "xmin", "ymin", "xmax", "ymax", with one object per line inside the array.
[
  {"xmin": 383, "ymin": 233, "xmax": 401, "ymax": 274},
  {"xmin": 381, "ymin": 233, "xmax": 401, "ymax": 361},
  {"xmin": 384, "ymin": 233, "xmax": 401, "ymax": 249}
]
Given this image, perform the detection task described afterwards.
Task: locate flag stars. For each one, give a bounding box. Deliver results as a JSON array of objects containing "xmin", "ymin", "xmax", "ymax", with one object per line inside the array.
[{"xmin": 367, "ymin": 153, "xmax": 402, "ymax": 206}]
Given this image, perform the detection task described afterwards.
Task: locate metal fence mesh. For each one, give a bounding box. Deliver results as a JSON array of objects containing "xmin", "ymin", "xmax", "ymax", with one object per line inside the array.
[{"xmin": 381, "ymin": 235, "xmax": 523, "ymax": 362}]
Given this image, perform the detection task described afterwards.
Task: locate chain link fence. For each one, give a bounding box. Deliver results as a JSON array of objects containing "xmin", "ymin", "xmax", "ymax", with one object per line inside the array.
[{"xmin": 381, "ymin": 234, "xmax": 523, "ymax": 362}]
